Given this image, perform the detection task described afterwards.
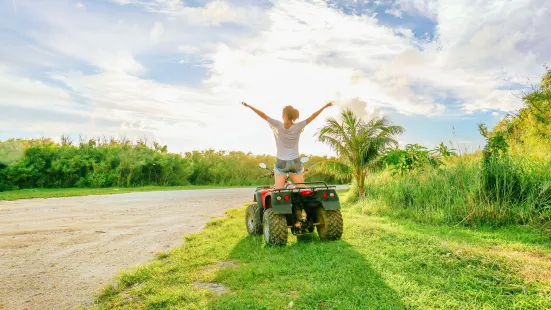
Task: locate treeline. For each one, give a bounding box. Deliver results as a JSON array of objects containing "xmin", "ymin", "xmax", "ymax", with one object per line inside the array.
[{"xmin": 0, "ymin": 137, "xmax": 345, "ymax": 191}]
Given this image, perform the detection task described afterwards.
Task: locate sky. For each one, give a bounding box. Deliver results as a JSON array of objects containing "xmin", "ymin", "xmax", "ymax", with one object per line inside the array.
[{"xmin": 1, "ymin": 0, "xmax": 550, "ymax": 156}]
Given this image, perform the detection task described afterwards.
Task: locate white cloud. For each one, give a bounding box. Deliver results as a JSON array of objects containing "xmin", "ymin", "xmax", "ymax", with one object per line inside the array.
[
  {"xmin": 0, "ymin": 0, "xmax": 247, "ymax": 152},
  {"xmin": 202, "ymin": 0, "xmax": 551, "ymax": 118},
  {"xmin": 0, "ymin": 72, "xmax": 73, "ymax": 110},
  {"xmin": 436, "ymin": 0, "xmax": 550, "ymax": 76},
  {"xmin": 21, "ymin": 7, "xmax": 150, "ymax": 74},
  {"xmin": 50, "ymin": 70, "xmax": 217, "ymax": 123},
  {"xmin": 97, "ymin": 51, "xmax": 145, "ymax": 74},
  {"xmin": 204, "ymin": 1, "xmax": 444, "ymax": 117},
  {"xmin": 150, "ymin": 22, "xmax": 164, "ymax": 44},
  {"xmin": 364, "ymin": 0, "xmax": 551, "ymax": 115},
  {"xmin": 118, "ymin": 0, "xmax": 264, "ymax": 26},
  {"xmin": 76, "ymin": 2, "xmax": 85, "ymax": 9},
  {"xmin": 385, "ymin": 7, "xmax": 403, "ymax": 18},
  {"xmin": 391, "ymin": 0, "xmax": 438, "ymax": 19},
  {"xmin": 0, "ymin": 70, "xmax": 225, "ymax": 147},
  {"xmin": 337, "ymin": 98, "xmax": 383, "ymax": 122},
  {"xmin": 178, "ymin": 45, "xmax": 200, "ymax": 54}
]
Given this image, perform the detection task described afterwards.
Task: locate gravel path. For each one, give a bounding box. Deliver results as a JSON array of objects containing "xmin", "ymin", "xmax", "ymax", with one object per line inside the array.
[{"xmin": 0, "ymin": 188, "xmax": 253, "ymax": 310}]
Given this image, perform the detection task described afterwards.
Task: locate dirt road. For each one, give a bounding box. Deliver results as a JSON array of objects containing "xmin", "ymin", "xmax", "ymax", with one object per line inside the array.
[{"xmin": 0, "ymin": 188, "xmax": 253, "ymax": 310}]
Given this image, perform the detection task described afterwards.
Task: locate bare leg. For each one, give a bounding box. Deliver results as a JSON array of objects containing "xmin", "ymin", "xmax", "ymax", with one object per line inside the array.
[
  {"xmin": 274, "ymin": 173, "xmax": 287, "ymax": 189},
  {"xmin": 290, "ymin": 173, "xmax": 305, "ymax": 187}
]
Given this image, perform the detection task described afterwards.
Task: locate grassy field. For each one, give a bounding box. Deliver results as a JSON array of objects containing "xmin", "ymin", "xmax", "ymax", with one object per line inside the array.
[
  {"xmin": 0, "ymin": 185, "xmax": 246, "ymax": 201},
  {"xmin": 91, "ymin": 198, "xmax": 551, "ymax": 309}
]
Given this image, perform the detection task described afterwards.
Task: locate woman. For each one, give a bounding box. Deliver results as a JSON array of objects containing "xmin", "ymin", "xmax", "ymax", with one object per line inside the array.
[{"xmin": 241, "ymin": 101, "xmax": 333, "ymax": 188}]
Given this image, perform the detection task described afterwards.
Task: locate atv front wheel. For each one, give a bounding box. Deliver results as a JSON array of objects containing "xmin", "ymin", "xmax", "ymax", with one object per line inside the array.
[
  {"xmin": 316, "ymin": 208, "xmax": 343, "ymax": 241},
  {"xmin": 263, "ymin": 209, "xmax": 288, "ymax": 246},
  {"xmin": 245, "ymin": 203, "xmax": 262, "ymax": 236}
]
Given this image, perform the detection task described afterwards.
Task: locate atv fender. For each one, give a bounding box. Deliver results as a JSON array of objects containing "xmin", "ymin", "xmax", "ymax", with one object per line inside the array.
[
  {"xmin": 317, "ymin": 190, "xmax": 341, "ymax": 210},
  {"xmin": 266, "ymin": 192, "xmax": 292, "ymax": 214},
  {"xmin": 255, "ymin": 191, "xmax": 263, "ymax": 210}
]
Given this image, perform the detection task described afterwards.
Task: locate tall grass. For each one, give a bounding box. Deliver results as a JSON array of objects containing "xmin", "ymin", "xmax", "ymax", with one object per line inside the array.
[{"xmin": 361, "ymin": 154, "xmax": 551, "ymax": 227}]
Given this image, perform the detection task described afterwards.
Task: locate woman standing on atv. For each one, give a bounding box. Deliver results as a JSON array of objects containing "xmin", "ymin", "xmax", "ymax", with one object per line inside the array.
[{"xmin": 241, "ymin": 101, "xmax": 333, "ymax": 189}]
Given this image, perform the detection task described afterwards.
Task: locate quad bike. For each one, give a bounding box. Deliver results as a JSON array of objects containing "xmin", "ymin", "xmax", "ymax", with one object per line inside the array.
[{"xmin": 245, "ymin": 157, "xmax": 343, "ymax": 246}]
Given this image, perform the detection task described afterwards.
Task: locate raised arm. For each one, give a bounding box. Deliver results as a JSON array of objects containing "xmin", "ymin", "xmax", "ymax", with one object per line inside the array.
[
  {"xmin": 306, "ymin": 102, "xmax": 333, "ymax": 124},
  {"xmin": 241, "ymin": 102, "xmax": 267, "ymax": 120}
]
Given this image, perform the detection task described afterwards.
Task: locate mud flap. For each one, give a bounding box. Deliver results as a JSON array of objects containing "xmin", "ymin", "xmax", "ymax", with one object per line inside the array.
[
  {"xmin": 271, "ymin": 203, "xmax": 292, "ymax": 214},
  {"xmin": 321, "ymin": 200, "xmax": 341, "ymax": 210}
]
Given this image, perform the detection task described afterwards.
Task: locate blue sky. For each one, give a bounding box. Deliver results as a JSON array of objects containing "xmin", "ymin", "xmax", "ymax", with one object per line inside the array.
[{"xmin": 1, "ymin": 0, "xmax": 550, "ymax": 156}]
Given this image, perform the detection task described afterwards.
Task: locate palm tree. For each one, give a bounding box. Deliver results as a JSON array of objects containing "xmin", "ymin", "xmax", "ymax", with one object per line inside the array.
[{"xmin": 315, "ymin": 109, "xmax": 404, "ymax": 199}]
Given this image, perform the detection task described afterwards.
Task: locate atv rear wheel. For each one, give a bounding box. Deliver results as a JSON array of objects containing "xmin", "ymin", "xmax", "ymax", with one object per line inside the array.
[
  {"xmin": 316, "ymin": 208, "xmax": 343, "ymax": 241},
  {"xmin": 263, "ymin": 209, "xmax": 288, "ymax": 246},
  {"xmin": 245, "ymin": 203, "xmax": 262, "ymax": 236}
]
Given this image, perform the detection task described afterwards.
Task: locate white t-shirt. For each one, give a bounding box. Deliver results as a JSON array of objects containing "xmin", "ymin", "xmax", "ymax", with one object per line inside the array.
[{"xmin": 267, "ymin": 117, "xmax": 308, "ymax": 160}]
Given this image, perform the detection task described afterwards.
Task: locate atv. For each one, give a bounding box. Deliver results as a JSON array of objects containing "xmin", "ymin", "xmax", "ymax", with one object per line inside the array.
[{"xmin": 245, "ymin": 157, "xmax": 343, "ymax": 246}]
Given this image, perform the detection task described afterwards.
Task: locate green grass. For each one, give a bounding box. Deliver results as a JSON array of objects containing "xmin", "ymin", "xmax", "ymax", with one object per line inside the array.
[
  {"xmin": 0, "ymin": 185, "xmax": 247, "ymax": 201},
  {"xmin": 91, "ymin": 200, "xmax": 551, "ymax": 309},
  {"xmin": 363, "ymin": 154, "xmax": 551, "ymax": 227}
]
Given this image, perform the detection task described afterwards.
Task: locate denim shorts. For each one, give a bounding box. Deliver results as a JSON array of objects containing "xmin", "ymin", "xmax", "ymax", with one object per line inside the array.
[{"xmin": 274, "ymin": 158, "xmax": 304, "ymax": 176}]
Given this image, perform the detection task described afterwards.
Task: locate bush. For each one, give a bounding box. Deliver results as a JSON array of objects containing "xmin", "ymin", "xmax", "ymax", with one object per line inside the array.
[
  {"xmin": 0, "ymin": 138, "xmax": 344, "ymax": 191},
  {"xmin": 381, "ymin": 144, "xmax": 443, "ymax": 176}
]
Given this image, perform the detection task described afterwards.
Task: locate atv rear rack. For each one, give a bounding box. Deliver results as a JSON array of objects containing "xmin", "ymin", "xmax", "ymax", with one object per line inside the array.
[
  {"xmin": 285, "ymin": 181, "xmax": 329, "ymax": 189},
  {"xmin": 255, "ymin": 182, "xmax": 336, "ymax": 192}
]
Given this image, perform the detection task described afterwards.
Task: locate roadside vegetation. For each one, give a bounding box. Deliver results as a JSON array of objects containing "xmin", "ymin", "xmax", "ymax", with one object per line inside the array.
[{"xmin": 0, "ymin": 138, "xmax": 345, "ymax": 198}]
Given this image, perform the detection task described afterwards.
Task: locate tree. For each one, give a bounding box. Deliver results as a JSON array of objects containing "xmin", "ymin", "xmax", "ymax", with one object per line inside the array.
[
  {"xmin": 382, "ymin": 143, "xmax": 442, "ymax": 176},
  {"xmin": 316, "ymin": 109, "xmax": 404, "ymax": 199},
  {"xmin": 432, "ymin": 142, "xmax": 457, "ymax": 158}
]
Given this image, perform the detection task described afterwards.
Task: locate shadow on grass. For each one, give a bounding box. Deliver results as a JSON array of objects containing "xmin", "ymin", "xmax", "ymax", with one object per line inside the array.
[{"xmin": 207, "ymin": 235, "xmax": 405, "ymax": 309}]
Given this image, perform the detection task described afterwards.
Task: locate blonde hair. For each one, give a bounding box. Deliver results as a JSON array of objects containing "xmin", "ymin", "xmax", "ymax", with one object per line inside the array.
[{"xmin": 283, "ymin": 105, "xmax": 299, "ymax": 122}]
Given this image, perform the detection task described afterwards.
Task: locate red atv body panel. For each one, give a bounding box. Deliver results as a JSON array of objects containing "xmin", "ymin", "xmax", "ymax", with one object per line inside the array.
[
  {"xmin": 260, "ymin": 189, "xmax": 272, "ymax": 208},
  {"xmin": 259, "ymin": 181, "xmax": 291, "ymax": 209}
]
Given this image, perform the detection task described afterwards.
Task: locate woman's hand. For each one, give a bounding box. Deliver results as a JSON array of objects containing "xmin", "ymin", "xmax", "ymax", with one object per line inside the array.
[
  {"xmin": 241, "ymin": 102, "xmax": 249, "ymax": 108},
  {"xmin": 307, "ymin": 102, "xmax": 334, "ymax": 124}
]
